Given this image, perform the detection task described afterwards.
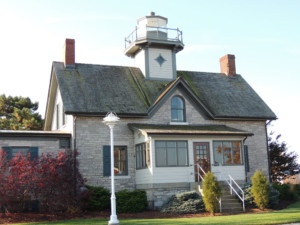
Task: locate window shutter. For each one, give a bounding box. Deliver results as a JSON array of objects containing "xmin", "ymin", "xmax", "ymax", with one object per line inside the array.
[
  {"xmin": 244, "ymin": 145, "xmax": 250, "ymax": 172},
  {"xmin": 29, "ymin": 147, "xmax": 39, "ymax": 161},
  {"xmin": 103, "ymin": 145, "xmax": 111, "ymax": 176},
  {"xmin": 2, "ymin": 147, "xmax": 12, "ymax": 160}
]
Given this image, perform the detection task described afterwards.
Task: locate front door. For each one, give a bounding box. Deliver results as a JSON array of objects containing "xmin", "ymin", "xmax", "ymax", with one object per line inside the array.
[{"xmin": 194, "ymin": 142, "xmax": 210, "ymax": 182}]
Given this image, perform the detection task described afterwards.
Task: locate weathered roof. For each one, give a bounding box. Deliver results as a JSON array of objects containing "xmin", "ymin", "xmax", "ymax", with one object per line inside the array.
[
  {"xmin": 128, "ymin": 123, "xmax": 253, "ymax": 136},
  {"xmin": 52, "ymin": 62, "xmax": 276, "ymax": 120}
]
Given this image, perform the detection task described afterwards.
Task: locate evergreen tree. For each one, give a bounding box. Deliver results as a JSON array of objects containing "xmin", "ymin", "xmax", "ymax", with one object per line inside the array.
[
  {"xmin": 269, "ymin": 134, "xmax": 299, "ymax": 183},
  {"xmin": 251, "ymin": 170, "xmax": 270, "ymax": 210},
  {"xmin": 202, "ymin": 171, "xmax": 222, "ymax": 215},
  {"xmin": 0, "ymin": 94, "xmax": 43, "ymax": 130}
]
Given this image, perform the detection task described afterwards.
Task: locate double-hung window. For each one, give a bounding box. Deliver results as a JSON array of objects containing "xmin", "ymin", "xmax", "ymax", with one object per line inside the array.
[
  {"xmin": 1, "ymin": 146, "xmax": 38, "ymax": 161},
  {"xmin": 155, "ymin": 141, "xmax": 188, "ymax": 167},
  {"xmin": 213, "ymin": 141, "xmax": 242, "ymax": 165},
  {"xmin": 103, "ymin": 146, "xmax": 128, "ymax": 176},
  {"xmin": 171, "ymin": 96, "xmax": 185, "ymax": 122}
]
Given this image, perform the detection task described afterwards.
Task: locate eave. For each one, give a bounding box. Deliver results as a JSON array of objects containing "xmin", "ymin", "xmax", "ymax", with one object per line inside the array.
[{"xmin": 128, "ymin": 123, "xmax": 253, "ymax": 136}]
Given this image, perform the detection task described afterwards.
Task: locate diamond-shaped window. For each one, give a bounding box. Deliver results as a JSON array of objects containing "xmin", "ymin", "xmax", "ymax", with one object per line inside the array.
[{"xmin": 155, "ymin": 54, "xmax": 166, "ymax": 66}]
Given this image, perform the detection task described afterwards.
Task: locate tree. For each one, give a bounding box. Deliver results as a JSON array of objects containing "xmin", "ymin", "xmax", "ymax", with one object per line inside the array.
[
  {"xmin": 0, "ymin": 94, "xmax": 43, "ymax": 130},
  {"xmin": 202, "ymin": 171, "xmax": 222, "ymax": 215},
  {"xmin": 251, "ymin": 170, "xmax": 269, "ymax": 210},
  {"xmin": 268, "ymin": 133, "xmax": 299, "ymax": 183}
]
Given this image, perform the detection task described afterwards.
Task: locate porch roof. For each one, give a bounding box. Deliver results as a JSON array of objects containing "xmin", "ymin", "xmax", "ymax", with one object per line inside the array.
[{"xmin": 128, "ymin": 123, "xmax": 253, "ymax": 136}]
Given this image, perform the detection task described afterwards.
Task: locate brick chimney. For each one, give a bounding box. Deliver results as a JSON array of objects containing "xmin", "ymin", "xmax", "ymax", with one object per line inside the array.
[
  {"xmin": 63, "ymin": 39, "xmax": 75, "ymax": 69},
  {"xmin": 220, "ymin": 54, "xmax": 236, "ymax": 76}
]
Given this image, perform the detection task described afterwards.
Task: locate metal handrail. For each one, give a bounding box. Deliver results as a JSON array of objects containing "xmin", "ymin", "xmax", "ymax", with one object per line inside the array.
[
  {"xmin": 196, "ymin": 164, "xmax": 222, "ymax": 213},
  {"xmin": 222, "ymin": 174, "xmax": 245, "ymax": 212},
  {"xmin": 125, "ymin": 25, "xmax": 183, "ymax": 48}
]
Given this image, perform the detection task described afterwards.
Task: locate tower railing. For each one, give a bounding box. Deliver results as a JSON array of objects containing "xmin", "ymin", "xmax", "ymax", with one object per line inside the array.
[{"xmin": 125, "ymin": 25, "xmax": 183, "ymax": 49}]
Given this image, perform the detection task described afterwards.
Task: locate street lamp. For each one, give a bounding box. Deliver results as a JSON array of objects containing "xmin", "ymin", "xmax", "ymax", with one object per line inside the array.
[{"xmin": 103, "ymin": 112, "xmax": 120, "ymax": 225}]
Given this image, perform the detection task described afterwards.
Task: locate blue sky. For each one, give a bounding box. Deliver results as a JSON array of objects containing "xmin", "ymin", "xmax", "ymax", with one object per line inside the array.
[{"xmin": 0, "ymin": 0, "xmax": 299, "ymax": 157}]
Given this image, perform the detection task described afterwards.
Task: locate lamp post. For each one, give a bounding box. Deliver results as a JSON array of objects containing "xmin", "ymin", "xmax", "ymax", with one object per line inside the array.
[{"xmin": 103, "ymin": 112, "xmax": 120, "ymax": 225}]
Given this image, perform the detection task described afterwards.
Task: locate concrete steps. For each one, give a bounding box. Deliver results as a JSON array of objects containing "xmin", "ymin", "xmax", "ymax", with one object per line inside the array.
[{"xmin": 190, "ymin": 182, "xmax": 244, "ymax": 213}]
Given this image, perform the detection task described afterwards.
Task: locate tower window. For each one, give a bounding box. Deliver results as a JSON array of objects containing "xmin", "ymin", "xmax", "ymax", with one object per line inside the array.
[
  {"xmin": 171, "ymin": 96, "xmax": 185, "ymax": 122},
  {"xmin": 155, "ymin": 54, "xmax": 166, "ymax": 66}
]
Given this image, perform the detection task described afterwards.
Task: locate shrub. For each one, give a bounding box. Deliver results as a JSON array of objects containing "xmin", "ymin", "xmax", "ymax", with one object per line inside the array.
[
  {"xmin": 85, "ymin": 186, "xmax": 110, "ymax": 211},
  {"xmin": 242, "ymin": 183, "xmax": 279, "ymax": 209},
  {"xmin": 161, "ymin": 191, "xmax": 205, "ymax": 214},
  {"xmin": 116, "ymin": 190, "xmax": 148, "ymax": 213},
  {"xmin": 251, "ymin": 170, "xmax": 270, "ymax": 210},
  {"xmin": 0, "ymin": 148, "xmax": 85, "ymax": 212},
  {"xmin": 272, "ymin": 183, "xmax": 299, "ymax": 202},
  {"xmin": 202, "ymin": 172, "xmax": 221, "ymax": 215},
  {"xmin": 295, "ymin": 184, "xmax": 300, "ymax": 196}
]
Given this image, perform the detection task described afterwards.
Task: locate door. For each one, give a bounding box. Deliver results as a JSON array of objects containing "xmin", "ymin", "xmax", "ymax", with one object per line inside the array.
[{"xmin": 194, "ymin": 142, "xmax": 210, "ymax": 182}]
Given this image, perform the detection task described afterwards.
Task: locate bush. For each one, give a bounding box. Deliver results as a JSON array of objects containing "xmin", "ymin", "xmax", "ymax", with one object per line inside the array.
[
  {"xmin": 202, "ymin": 172, "xmax": 221, "ymax": 215},
  {"xmin": 116, "ymin": 190, "xmax": 148, "ymax": 213},
  {"xmin": 272, "ymin": 183, "xmax": 299, "ymax": 202},
  {"xmin": 295, "ymin": 184, "xmax": 300, "ymax": 196},
  {"xmin": 242, "ymin": 183, "xmax": 279, "ymax": 209},
  {"xmin": 251, "ymin": 170, "xmax": 270, "ymax": 210},
  {"xmin": 0, "ymin": 149, "xmax": 85, "ymax": 212},
  {"xmin": 86, "ymin": 186, "xmax": 110, "ymax": 211},
  {"xmin": 161, "ymin": 191, "xmax": 205, "ymax": 214}
]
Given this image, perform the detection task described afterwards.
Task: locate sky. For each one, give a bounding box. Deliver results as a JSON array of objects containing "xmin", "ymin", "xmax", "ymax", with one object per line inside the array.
[{"xmin": 0, "ymin": 0, "xmax": 299, "ymax": 158}]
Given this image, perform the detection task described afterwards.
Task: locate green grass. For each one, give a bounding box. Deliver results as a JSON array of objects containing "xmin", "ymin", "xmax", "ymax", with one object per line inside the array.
[{"xmin": 14, "ymin": 201, "xmax": 300, "ymax": 225}]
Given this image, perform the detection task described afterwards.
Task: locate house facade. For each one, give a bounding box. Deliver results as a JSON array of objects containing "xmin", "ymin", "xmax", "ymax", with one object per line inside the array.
[{"xmin": 1, "ymin": 13, "xmax": 276, "ymax": 209}]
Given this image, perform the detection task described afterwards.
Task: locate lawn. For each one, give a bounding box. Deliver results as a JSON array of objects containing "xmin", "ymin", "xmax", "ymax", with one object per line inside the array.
[{"xmin": 14, "ymin": 201, "xmax": 300, "ymax": 225}]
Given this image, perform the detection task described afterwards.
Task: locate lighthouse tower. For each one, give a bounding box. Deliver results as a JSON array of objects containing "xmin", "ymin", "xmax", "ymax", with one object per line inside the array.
[{"xmin": 124, "ymin": 12, "xmax": 184, "ymax": 80}]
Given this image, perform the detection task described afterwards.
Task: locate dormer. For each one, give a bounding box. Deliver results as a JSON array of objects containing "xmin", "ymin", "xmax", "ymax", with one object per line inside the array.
[{"xmin": 124, "ymin": 12, "xmax": 184, "ymax": 80}]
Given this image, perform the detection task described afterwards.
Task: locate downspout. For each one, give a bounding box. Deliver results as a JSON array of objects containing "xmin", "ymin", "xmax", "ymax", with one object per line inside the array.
[
  {"xmin": 265, "ymin": 120, "xmax": 272, "ymax": 183},
  {"xmin": 243, "ymin": 136, "xmax": 248, "ymax": 183}
]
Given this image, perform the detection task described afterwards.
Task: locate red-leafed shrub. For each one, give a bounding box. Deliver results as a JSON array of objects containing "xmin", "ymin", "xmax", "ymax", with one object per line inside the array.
[{"xmin": 0, "ymin": 148, "xmax": 85, "ymax": 213}]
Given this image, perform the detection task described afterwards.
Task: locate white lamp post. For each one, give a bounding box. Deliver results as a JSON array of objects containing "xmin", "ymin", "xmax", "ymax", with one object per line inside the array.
[{"xmin": 103, "ymin": 112, "xmax": 120, "ymax": 225}]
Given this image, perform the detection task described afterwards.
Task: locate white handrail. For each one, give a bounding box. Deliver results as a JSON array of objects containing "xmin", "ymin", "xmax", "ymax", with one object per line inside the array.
[{"xmin": 222, "ymin": 174, "xmax": 245, "ymax": 212}]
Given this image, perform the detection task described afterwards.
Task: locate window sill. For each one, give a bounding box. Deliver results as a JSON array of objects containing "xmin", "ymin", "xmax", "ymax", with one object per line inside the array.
[
  {"xmin": 108, "ymin": 175, "xmax": 131, "ymax": 179},
  {"xmin": 169, "ymin": 122, "xmax": 189, "ymax": 125}
]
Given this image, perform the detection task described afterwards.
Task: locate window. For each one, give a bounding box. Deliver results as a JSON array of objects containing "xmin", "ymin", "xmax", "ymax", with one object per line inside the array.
[
  {"xmin": 62, "ymin": 105, "xmax": 66, "ymax": 126},
  {"xmin": 56, "ymin": 103, "xmax": 66, "ymax": 129},
  {"xmin": 1, "ymin": 146, "xmax": 38, "ymax": 161},
  {"xmin": 213, "ymin": 141, "xmax": 242, "ymax": 165},
  {"xmin": 171, "ymin": 96, "xmax": 185, "ymax": 122},
  {"xmin": 103, "ymin": 146, "xmax": 128, "ymax": 176},
  {"xmin": 155, "ymin": 141, "xmax": 188, "ymax": 167},
  {"xmin": 56, "ymin": 104, "xmax": 60, "ymax": 129},
  {"xmin": 136, "ymin": 143, "xmax": 146, "ymax": 169},
  {"xmin": 136, "ymin": 142, "xmax": 150, "ymax": 169}
]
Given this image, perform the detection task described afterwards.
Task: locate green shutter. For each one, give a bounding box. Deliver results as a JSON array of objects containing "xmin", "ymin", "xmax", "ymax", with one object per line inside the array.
[
  {"xmin": 29, "ymin": 147, "xmax": 39, "ymax": 161},
  {"xmin": 244, "ymin": 145, "xmax": 250, "ymax": 172},
  {"xmin": 2, "ymin": 147, "xmax": 12, "ymax": 160},
  {"xmin": 103, "ymin": 145, "xmax": 111, "ymax": 176}
]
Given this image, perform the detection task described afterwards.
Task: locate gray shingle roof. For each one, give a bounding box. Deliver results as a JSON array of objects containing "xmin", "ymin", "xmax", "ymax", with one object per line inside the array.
[{"xmin": 53, "ymin": 62, "xmax": 276, "ymax": 119}]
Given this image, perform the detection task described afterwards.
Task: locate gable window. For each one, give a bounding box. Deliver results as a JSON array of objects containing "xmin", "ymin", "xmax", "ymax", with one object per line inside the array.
[
  {"xmin": 155, "ymin": 141, "xmax": 188, "ymax": 167},
  {"xmin": 171, "ymin": 96, "xmax": 185, "ymax": 122},
  {"xmin": 103, "ymin": 146, "xmax": 128, "ymax": 176},
  {"xmin": 213, "ymin": 141, "xmax": 242, "ymax": 165},
  {"xmin": 1, "ymin": 146, "xmax": 38, "ymax": 161}
]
